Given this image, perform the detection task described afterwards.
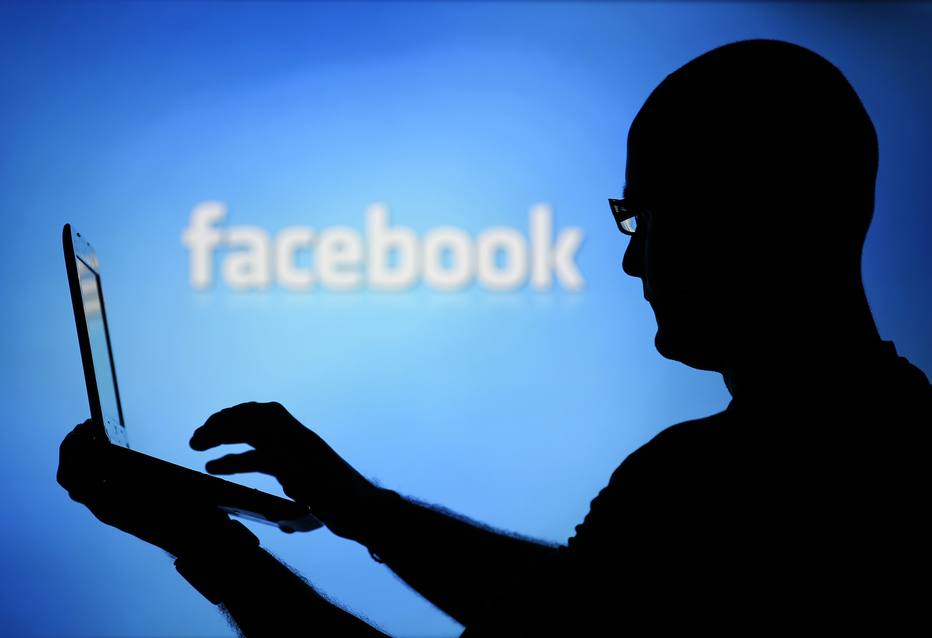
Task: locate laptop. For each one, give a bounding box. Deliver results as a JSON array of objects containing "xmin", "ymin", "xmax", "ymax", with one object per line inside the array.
[{"xmin": 63, "ymin": 223, "xmax": 322, "ymax": 533}]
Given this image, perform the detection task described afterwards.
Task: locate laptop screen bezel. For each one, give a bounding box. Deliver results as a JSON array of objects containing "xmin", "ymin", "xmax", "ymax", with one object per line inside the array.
[{"xmin": 63, "ymin": 224, "xmax": 129, "ymax": 448}]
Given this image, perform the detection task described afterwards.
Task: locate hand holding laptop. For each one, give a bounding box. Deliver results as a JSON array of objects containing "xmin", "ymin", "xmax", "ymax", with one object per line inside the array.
[
  {"xmin": 192, "ymin": 401, "xmax": 382, "ymax": 543},
  {"xmin": 58, "ymin": 419, "xmax": 259, "ymax": 560},
  {"xmin": 62, "ymin": 224, "xmax": 322, "ymax": 532}
]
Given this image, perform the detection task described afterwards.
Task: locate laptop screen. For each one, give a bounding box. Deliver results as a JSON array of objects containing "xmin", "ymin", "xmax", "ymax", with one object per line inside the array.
[{"xmin": 75, "ymin": 255, "xmax": 127, "ymax": 447}]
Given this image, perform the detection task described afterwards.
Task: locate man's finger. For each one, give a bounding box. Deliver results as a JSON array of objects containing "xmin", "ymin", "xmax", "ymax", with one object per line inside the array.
[
  {"xmin": 204, "ymin": 450, "xmax": 270, "ymax": 476},
  {"xmin": 190, "ymin": 402, "xmax": 284, "ymax": 451}
]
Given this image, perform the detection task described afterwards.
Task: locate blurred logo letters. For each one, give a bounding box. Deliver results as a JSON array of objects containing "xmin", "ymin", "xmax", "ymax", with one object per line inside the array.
[{"xmin": 182, "ymin": 202, "xmax": 584, "ymax": 292}]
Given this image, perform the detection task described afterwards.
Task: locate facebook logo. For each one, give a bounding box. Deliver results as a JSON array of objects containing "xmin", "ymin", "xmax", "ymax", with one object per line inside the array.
[{"xmin": 182, "ymin": 202, "xmax": 585, "ymax": 292}]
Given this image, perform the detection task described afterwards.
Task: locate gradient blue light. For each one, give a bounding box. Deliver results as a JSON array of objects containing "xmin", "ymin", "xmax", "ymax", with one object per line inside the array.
[{"xmin": 1, "ymin": 2, "xmax": 929, "ymax": 636}]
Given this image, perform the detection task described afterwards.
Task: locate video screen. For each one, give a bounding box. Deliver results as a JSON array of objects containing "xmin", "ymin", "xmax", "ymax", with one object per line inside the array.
[{"xmin": 1, "ymin": 3, "xmax": 930, "ymax": 638}]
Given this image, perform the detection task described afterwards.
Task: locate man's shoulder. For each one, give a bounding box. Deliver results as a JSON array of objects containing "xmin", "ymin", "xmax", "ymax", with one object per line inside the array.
[
  {"xmin": 566, "ymin": 410, "xmax": 734, "ymax": 552},
  {"xmin": 646, "ymin": 410, "xmax": 733, "ymax": 449},
  {"xmin": 606, "ymin": 410, "xmax": 733, "ymax": 486}
]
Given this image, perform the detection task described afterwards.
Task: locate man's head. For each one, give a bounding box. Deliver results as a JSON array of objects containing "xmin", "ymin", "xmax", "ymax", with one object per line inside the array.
[{"xmin": 621, "ymin": 39, "xmax": 879, "ymax": 372}]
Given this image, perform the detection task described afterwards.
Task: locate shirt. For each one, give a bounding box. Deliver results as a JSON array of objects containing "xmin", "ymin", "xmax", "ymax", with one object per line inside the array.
[{"xmin": 464, "ymin": 341, "xmax": 930, "ymax": 635}]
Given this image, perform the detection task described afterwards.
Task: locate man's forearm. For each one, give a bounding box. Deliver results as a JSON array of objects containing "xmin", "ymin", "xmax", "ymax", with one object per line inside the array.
[
  {"xmin": 353, "ymin": 488, "xmax": 560, "ymax": 626},
  {"xmin": 221, "ymin": 547, "xmax": 387, "ymax": 637},
  {"xmin": 176, "ymin": 541, "xmax": 388, "ymax": 637}
]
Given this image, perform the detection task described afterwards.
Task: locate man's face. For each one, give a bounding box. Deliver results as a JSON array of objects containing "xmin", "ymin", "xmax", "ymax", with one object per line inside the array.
[{"xmin": 621, "ymin": 135, "xmax": 752, "ymax": 373}]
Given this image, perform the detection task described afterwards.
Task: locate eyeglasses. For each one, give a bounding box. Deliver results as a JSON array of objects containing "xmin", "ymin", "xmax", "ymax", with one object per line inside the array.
[{"xmin": 608, "ymin": 198, "xmax": 647, "ymax": 236}]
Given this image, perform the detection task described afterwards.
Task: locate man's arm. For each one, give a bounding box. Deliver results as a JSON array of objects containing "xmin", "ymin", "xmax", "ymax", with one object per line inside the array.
[
  {"xmin": 192, "ymin": 402, "xmax": 561, "ymax": 626},
  {"xmin": 350, "ymin": 488, "xmax": 560, "ymax": 627},
  {"xmin": 174, "ymin": 535, "xmax": 388, "ymax": 637}
]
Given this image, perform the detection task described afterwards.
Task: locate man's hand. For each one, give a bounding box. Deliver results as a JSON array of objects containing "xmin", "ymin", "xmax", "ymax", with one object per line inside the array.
[
  {"xmin": 190, "ymin": 402, "xmax": 379, "ymax": 540},
  {"xmin": 58, "ymin": 419, "xmax": 254, "ymax": 560}
]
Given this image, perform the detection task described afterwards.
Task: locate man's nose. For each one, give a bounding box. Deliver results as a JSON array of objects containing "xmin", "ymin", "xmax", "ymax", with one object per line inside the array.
[{"xmin": 622, "ymin": 231, "xmax": 644, "ymax": 279}]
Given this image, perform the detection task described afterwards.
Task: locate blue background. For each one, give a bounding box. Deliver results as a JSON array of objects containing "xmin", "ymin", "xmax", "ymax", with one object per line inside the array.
[{"xmin": 1, "ymin": 2, "xmax": 930, "ymax": 636}]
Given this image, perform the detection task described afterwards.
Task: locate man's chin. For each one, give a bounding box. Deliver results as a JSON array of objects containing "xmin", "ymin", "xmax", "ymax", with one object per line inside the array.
[{"xmin": 654, "ymin": 328, "xmax": 724, "ymax": 372}]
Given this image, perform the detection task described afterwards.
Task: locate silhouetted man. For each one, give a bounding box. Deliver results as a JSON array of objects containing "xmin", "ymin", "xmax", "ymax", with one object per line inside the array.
[{"xmin": 58, "ymin": 39, "xmax": 930, "ymax": 635}]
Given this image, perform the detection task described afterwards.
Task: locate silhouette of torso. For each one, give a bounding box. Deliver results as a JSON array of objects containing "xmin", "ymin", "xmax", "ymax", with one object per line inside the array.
[{"xmin": 463, "ymin": 341, "xmax": 930, "ymax": 635}]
